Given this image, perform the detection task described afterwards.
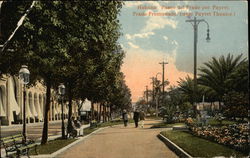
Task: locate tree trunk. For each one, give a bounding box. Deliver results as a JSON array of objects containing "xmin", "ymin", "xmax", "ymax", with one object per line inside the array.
[
  {"xmin": 104, "ymin": 104, "xmax": 107, "ymax": 122},
  {"xmin": 109, "ymin": 106, "xmax": 112, "ymax": 121},
  {"xmin": 91, "ymin": 99, "xmax": 94, "ymax": 121},
  {"xmin": 99, "ymin": 103, "xmax": 102, "ymax": 122},
  {"xmin": 41, "ymin": 78, "xmax": 51, "ymax": 145},
  {"xmin": 107, "ymin": 106, "xmax": 110, "ymax": 121},
  {"xmin": 67, "ymin": 83, "xmax": 73, "ymax": 134}
]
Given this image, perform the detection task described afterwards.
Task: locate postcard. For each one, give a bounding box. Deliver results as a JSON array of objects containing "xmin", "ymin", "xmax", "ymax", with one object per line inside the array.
[{"xmin": 0, "ymin": 1, "xmax": 248, "ymax": 158}]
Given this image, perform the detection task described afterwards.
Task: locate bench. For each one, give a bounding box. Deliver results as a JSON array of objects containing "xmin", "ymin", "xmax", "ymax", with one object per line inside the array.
[{"xmin": 1, "ymin": 134, "xmax": 37, "ymax": 158}]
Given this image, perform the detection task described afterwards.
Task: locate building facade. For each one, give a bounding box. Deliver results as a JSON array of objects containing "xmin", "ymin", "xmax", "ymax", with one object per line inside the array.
[{"xmin": 0, "ymin": 75, "xmax": 78, "ymax": 126}]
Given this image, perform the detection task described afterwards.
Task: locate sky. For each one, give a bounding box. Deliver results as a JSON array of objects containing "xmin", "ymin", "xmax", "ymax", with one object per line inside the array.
[{"xmin": 118, "ymin": 1, "xmax": 248, "ymax": 102}]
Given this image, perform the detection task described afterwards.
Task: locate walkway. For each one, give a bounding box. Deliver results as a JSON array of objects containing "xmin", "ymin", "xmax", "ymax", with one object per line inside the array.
[{"xmin": 56, "ymin": 120, "xmax": 177, "ymax": 158}]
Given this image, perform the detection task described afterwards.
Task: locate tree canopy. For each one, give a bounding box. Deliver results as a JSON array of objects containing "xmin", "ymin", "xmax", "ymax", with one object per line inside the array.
[{"xmin": 1, "ymin": 1, "xmax": 132, "ymax": 144}]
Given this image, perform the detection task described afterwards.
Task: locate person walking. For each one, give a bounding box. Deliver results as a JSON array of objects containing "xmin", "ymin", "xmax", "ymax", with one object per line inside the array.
[
  {"xmin": 122, "ymin": 109, "xmax": 128, "ymax": 127},
  {"xmin": 133, "ymin": 109, "xmax": 140, "ymax": 128},
  {"xmin": 139, "ymin": 111, "xmax": 145, "ymax": 128}
]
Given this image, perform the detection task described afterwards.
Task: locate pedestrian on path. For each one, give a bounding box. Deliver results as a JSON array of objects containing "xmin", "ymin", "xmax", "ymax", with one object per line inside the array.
[
  {"xmin": 133, "ymin": 109, "xmax": 140, "ymax": 128},
  {"xmin": 139, "ymin": 111, "xmax": 145, "ymax": 128},
  {"xmin": 122, "ymin": 109, "xmax": 128, "ymax": 127}
]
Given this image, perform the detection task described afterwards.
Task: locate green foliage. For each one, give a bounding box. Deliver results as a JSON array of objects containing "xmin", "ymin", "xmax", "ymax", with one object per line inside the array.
[
  {"xmin": 177, "ymin": 76, "xmax": 194, "ymax": 103},
  {"xmin": 223, "ymin": 91, "xmax": 248, "ymax": 119},
  {"xmin": 179, "ymin": 102, "xmax": 192, "ymax": 116},
  {"xmin": 177, "ymin": 54, "xmax": 247, "ymax": 119},
  {"xmin": 207, "ymin": 118, "xmax": 237, "ymax": 126},
  {"xmin": 151, "ymin": 122, "xmax": 185, "ymax": 128},
  {"xmin": 198, "ymin": 54, "xmax": 246, "ymax": 102},
  {"xmin": 1, "ymin": 1, "xmax": 130, "ymax": 144}
]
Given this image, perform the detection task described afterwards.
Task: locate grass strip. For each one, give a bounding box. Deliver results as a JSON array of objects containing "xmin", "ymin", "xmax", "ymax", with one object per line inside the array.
[
  {"xmin": 161, "ymin": 130, "xmax": 246, "ymax": 157},
  {"xmin": 208, "ymin": 119, "xmax": 237, "ymax": 126},
  {"xmin": 29, "ymin": 138, "xmax": 76, "ymax": 155},
  {"xmin": 151, "ymin": 122, "xmax": 185, "ymax": 128}
]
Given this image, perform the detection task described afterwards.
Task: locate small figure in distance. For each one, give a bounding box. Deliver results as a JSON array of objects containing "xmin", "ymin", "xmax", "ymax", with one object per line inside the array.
[
  {"xmin": 139, "ymin": 110, "xmax": 145, "ymax": 128},
  {"xmin": 68, "ymin": 116, "xmax": 78, "ymax": 138},
  {"xmin": 133, "ymin": 109, "xmax": 140, "ymax": 128},
  {"xmin": 122, "ymin": 109, "xmax": 128, "ymax": 127}
]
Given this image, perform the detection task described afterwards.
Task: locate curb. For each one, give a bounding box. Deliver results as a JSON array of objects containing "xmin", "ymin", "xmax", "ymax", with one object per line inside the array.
[
  {"xmin": 158, "ymin": 133, "xmax": 193, "ymax": 158},
  {"xmin": 29, "ymin": 127, "xmax": 108, "ymax": 158}
]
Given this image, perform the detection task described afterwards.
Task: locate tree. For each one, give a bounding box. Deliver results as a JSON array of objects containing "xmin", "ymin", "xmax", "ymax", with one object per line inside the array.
[
  {"xmin": 198, "ymin": 54, "xmax": 246, "ymax": 107},
  {"xmin": 178, "ymin": 76, "xmax": 194, "ymax": 103},
  {"xmin": 1, "ymin": 1, "xmax": 126, "ymax": 143},
  {"xmin": 225, "ymin": 60, "xmax": 248, "ymax": 93},
  {"xmin": 223, "ymin": 60, "xmax": 248, "ymax": 119},
  {"xmin": 59, "ymin": 1, "xmax": 125, "ymax": 123},
  {"xmin": 1, "ymin": 1, "xmax": 69, "ymax": 144},
  {"xmin": 223, "ymin": 91, "xmax": 248, "ymax": 120}
]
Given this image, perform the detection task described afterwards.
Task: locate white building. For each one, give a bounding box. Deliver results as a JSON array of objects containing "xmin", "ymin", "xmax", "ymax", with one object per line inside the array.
[{"xmin": 0, "ymin": 75, "xmax": 78, "ymax": 126}]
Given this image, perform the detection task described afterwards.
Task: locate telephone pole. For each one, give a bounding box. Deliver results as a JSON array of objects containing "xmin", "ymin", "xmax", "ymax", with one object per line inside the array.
[{"xmin": 159, "ymin": 61, "xmax": 168, "ymax": 103}]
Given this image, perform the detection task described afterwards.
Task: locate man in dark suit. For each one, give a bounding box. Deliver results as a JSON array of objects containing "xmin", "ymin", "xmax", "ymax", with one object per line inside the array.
[{"xmin": 133, "ymin": 109, "xmax": 140, "ymax": 128}]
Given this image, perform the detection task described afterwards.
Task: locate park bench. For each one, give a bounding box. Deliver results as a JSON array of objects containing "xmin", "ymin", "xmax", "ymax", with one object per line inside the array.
[{"xmin": 0, "ymin": 134, "xmax": 37, "ymax": 158}]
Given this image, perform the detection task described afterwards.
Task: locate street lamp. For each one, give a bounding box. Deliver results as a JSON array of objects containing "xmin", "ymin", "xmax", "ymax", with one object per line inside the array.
[
  {"xmin": 186, "ymin": 17, "xmax": 210, "ymax": 117},
  {"xmin": 58, "ymin": 83, "xmax": 66, "ymax": 139},
  {"xmin": 19, "ymin": 65, "xmax": 30, "ymax": 142}
]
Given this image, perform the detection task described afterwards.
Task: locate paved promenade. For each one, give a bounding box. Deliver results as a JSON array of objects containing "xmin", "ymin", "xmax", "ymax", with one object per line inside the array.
[{"xmin": 56, "ymin": 120, "xmax": 177, "ymax": 158}]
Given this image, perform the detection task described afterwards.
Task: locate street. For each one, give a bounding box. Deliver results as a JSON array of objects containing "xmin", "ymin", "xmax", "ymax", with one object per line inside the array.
[{"xmin": 1, "ymin": 121, "xmax": 66, "ymax": 140}]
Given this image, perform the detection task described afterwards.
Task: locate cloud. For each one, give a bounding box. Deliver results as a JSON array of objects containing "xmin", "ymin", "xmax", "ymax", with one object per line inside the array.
[
  {"xmin": 125, "ymin": 32, "xmax": 155, "ymax": 40},
  {"xmin": 128, "ymin": 42, "xmax": 139, "ymax": 49},
  {"xmin": 125, "ymin": 1, "xmax": 193, "ymax": 33},
  {"xmin": 172, "ymin": 40, "xmax": 178, "ymax": 46},
  {"xmin": 125, "ymin": 1, "xmax": 144, "ymax": 8},
  {"xmin": 163, "ymin": 36, "xmax": 169, "ymax": 41},
  {"xmin": 142, "ymin": 16, "xmax": 178, "ymax": 32}
]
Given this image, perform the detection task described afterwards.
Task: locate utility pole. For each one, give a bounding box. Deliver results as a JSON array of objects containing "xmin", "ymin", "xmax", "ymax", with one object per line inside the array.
[
  {"xmin": 159, "ymin": 61, "xmax": 168, "ymax": 104},
  {"xmin": 186, "ymin": 17, "xmax": 210, "ymax": 117}
]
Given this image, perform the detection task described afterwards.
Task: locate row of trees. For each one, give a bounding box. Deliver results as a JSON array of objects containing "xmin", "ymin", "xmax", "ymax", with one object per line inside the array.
[{"xmin": 0, "ymin": 1, "xmax": 132, "ymax": 144}]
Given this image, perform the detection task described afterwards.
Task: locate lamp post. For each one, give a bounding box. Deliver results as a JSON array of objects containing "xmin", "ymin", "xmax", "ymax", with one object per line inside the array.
[
  {"xmin": 186, "ymin": 17, "xmax": 210, "ymax": 117},
  {"xmin": 19, "ymin": 65, "xmax": 30, "ymax": 142},
  {"xmin": 58, "ymin": 83, "xmax": 66, "ymax": 139},
  {"xmin": 155, "ymin": 72, "xmax": 162, "ymax": 117}
]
